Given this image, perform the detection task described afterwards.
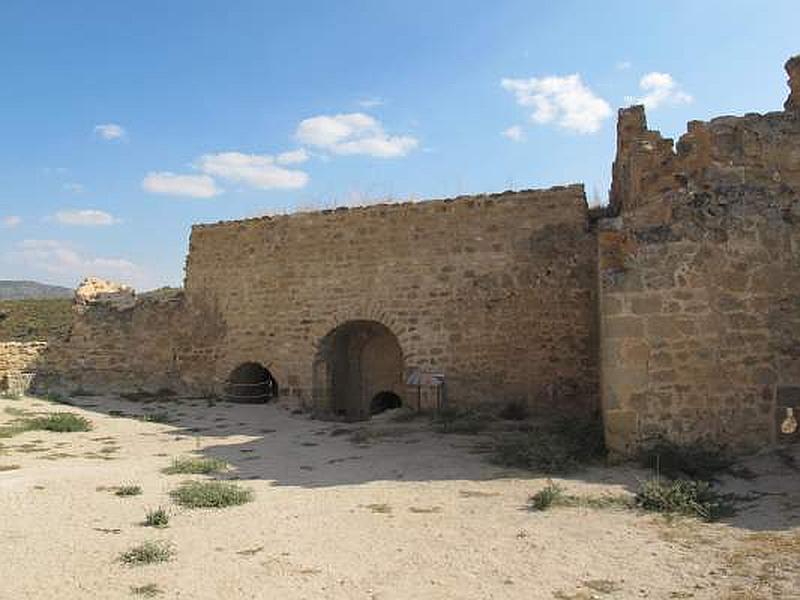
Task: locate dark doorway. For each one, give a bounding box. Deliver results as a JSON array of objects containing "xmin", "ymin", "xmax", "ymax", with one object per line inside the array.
[
  {"xmin": 370, "ymin": 391, "xmax": 403, "ymax": 415},
  {"xmin": 224, "ymin": 362, "xmax": 278, "ymax": 403},
  {"xmin": 313, "ymin": 320, "xmax": 404, "ymax": 420}
]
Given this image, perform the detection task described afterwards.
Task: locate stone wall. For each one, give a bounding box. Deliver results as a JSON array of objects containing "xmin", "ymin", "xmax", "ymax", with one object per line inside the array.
[
  {"xmin": 34, "ymin": 284, "xmax": 223, "ymax": 396},
  {"xmin": 0, "ymin": 342, "xmax": 47, "ymax": 395},
  {"xmin": 185, "ymin": 185, "xmax": 599, "ymax": 415},
  {"xmin": 600, "ymin": 56, "xmax": 800, "ymax": 453}
]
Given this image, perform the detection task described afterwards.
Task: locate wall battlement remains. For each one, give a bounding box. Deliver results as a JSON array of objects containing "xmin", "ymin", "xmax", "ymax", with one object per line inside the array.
[{"xmin": 600, "ymin": 55, "xmax": 800, "ymax": 453}]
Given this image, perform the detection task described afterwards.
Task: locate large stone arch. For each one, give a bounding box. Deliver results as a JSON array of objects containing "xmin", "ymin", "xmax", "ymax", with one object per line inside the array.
[{"xmin": 313, "ymin": 319, "xmax": 405, "ymax": 420}]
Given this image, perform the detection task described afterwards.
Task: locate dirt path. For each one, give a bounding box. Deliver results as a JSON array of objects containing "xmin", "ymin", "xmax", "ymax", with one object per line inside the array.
[{"xmin": 1, "ymin": 394, "xmax": 798, "ymax": 599}]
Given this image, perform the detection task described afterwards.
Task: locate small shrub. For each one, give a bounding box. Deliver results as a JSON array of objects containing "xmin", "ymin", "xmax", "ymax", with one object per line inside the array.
[
  {"xmin": 144, "ymin": 507, "xmax": 170, "ymax": 528},
  {"xmin": 116, "ymin": 484, "xmax": 143, "ymax": 497},
  {"xmin": 529, "ymin": 481, "xmax": 565, "ymax": 511},
  {"xmin": 119, "ymin": 540, "xmax": 174, "ymax": 565},
  {"xmin": 140, "ymin": 412, "xmax": 171, "ymax": 424},
  {"xmin": 497, "ymin": 400, "xmax": 530, "ymax": 421},
  {"xmin": 635, "ymin": 478, "xmax": 735, "ymax": 522},
  {"xmin": 490, "ymin": 414, "xmax": 605, "ymax": 474},
  {"xmin": 639, "ymin": 439, "xmax": 734, "ymax": 480},
  {"xmin": 169, "ymin": 480, "xmax": 253, "ymax": 509},
  {"xmin": 130, "ymin": 583, "xmax": 162, "ymax": 597},
  {"xmin": 528, "ymin": 481, "xmax": 631, "ymax": 512},
  {"xmin": 31, "ymin": 413, "xmax": 91, "ymax": 432},
  {"xmin": 432, "ymin": 407, "xmax": 489, "ymax": 434},
  {"xmin": 0, "ymin": 412, "xmax": 91, "ymax": 438},
  {"xmin": 578, "ymin": 494, "xmax": 633, "ymax": 510},
  {"xmin": 162, "ymin": 456, "xmax": 228, "ymax": 475}
]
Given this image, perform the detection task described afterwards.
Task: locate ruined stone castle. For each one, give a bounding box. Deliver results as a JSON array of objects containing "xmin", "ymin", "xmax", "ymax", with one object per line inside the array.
[{"xmin": 3, "ymin": 56, "xmax": 799, "ymax": 456}]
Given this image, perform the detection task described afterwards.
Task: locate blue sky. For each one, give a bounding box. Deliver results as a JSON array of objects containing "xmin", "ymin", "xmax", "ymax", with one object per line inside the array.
[{"xmin": 0, "ymin": 1, "xmax": 796, "ymax": 290}]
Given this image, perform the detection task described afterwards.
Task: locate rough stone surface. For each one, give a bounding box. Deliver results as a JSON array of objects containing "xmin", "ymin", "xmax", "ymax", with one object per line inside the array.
[
  {"xmin": 600, "ymin": 69, "xmax": 800, "ymax": 453},
  {"xmin": 31, "ymin": 187, "xmax": 599, "ymax": 417},
  {"xmin": 184, "ymin": 185, "xmax": 598, "ymax": 415},
  {"xmin": 34, "ymin": 287, "xmax": 223, "ymax": 396},
  {"xmin": 0, "ymin": 342, "xmax": 47, "ymax": 394}
]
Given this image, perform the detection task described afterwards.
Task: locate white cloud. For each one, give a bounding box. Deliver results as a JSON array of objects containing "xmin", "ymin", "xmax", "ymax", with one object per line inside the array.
[
  {"xmin": 276, "ymin": 148, "xmax": 309, "ymax": 165},
  {"xmin": 295, "ymin": 113, "xmax": 418, "ymax": 158},
  {"xmin": 197, "ymin": 152, "xmax": 309, "ymax": 190},
  {"xmin": 142, "ymin": 172, "xmax": 221, "ymax": 198},
  {"xmin": 94, "ymin": 123, "xmax": 127, "ymax": 140},
  {"xmin": 357, "ymin": 97, "xmax": 384, "ymax": 108},
  {"xmin": 616, "ymin": 60, "xmax": 632, "ymax": 71},
  {"xmin": 501, "ymin": 125, "xmax": 525, "ymax": 142},
  {"xmin": 626, "ymin": 72, "xmax": 692, "ymax": 109},
  {"xmin": 53, "ymin": 209, "xmax": 118, "ymax": 226},
  {"xmin": 10, "ymin": 239, "xmax": 140, "ymax": 282},
  {"xmin": 2, "ymin": 215, "xmax": 22, "ymax": 228},
  {"xmin": 501, "ymin": 74, "xmax": 612, "ymax": 134},
  {"xmin": 63, "ymin": 182, "xmax": 85, "ymax": 193}
]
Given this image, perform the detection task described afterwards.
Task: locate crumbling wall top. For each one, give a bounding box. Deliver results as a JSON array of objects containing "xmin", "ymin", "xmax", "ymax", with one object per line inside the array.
[
  {"xmin": 609, "ymin": 54, "xmax": 800, "ymax": 217},
  {"xmin": 786, "ymin": 54, "xmax": 800, "ymax": 111},
  {"xmin": 191, "ymin": 184, "xmax": 587, "ymax": 232},
  {"xmin": 74, "ymin": 277, "xmax": 135, "ymax": 312}
]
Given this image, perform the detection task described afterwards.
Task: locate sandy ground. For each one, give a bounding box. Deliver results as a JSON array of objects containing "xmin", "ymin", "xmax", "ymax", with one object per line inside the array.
[{"xmin": 0, "ymin": 394, "xmax": 798, "ymax": 600}]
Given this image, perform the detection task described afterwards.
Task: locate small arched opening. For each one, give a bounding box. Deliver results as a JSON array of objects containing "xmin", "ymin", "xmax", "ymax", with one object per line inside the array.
[
  {"xmin": 313, "ymin": 320, "xmax": 404, "ymax": 420},
  {"xmin": 370, "ymin": 391, "xmax": 403, "ymax": 415},
  {"xmin": 224, "ymin": 362, "xmax": 279, "ymax": 403}
]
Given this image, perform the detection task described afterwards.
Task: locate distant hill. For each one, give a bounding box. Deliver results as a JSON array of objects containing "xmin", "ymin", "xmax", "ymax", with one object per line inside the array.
[{"xmin": 0, "ymin": 280, "xmax": 73, "ymax": 300}]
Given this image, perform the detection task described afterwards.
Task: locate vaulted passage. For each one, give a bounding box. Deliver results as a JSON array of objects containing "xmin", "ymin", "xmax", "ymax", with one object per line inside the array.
[
  {"xmin": 314, "ymin": 320, "xmax": 404, "ymax": 420},
  {"xmin": 224, "ymin": 362, "xmax": 278, "ymax": 403}
]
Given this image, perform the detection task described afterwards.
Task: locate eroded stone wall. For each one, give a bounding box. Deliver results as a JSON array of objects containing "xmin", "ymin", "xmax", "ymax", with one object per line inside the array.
[
  {"xmin": 600, "ymin": 57, "xmax": 800, "ymax": 453},
  {"xmin": 0, "ymin": 342, "xmax": 47, "ymax": 395},
  {"xmin": 185, "ymin": 185, "xmax": 599, "ymax": 414},
  {"xmin": 34, "ymin": 285, "xmax": 223, "ymax": 396}
]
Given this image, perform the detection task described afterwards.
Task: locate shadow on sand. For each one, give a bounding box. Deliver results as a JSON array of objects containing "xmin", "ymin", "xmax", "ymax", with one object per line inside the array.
[{"xmin": 43, "ymin": 392, "xmax": 800, "ymax": 533}]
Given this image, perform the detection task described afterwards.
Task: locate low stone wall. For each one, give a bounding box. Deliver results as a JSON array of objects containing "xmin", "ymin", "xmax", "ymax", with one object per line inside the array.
[
  {"xmin": 0, "ymin": 341, "xmax": 48, "ymax": 395},
  {"xmin": 33, "ymin": 282, "xmax": 224, "ymax": 397}
]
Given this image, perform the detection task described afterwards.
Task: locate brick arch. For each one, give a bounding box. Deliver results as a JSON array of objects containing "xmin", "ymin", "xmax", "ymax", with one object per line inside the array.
[
  {"xmin": 312, "ymin": 318, "xmax": 407, "ymax": 420},
  {"xmin": 310, "ymin": 304, "xmax": 413, "ymax": 362}
]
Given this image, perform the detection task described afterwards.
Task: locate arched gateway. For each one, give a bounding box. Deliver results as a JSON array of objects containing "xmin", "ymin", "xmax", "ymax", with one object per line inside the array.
[{"xmin": 313, "ymin": 320, "xmax": 405, "ymax": 420}]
